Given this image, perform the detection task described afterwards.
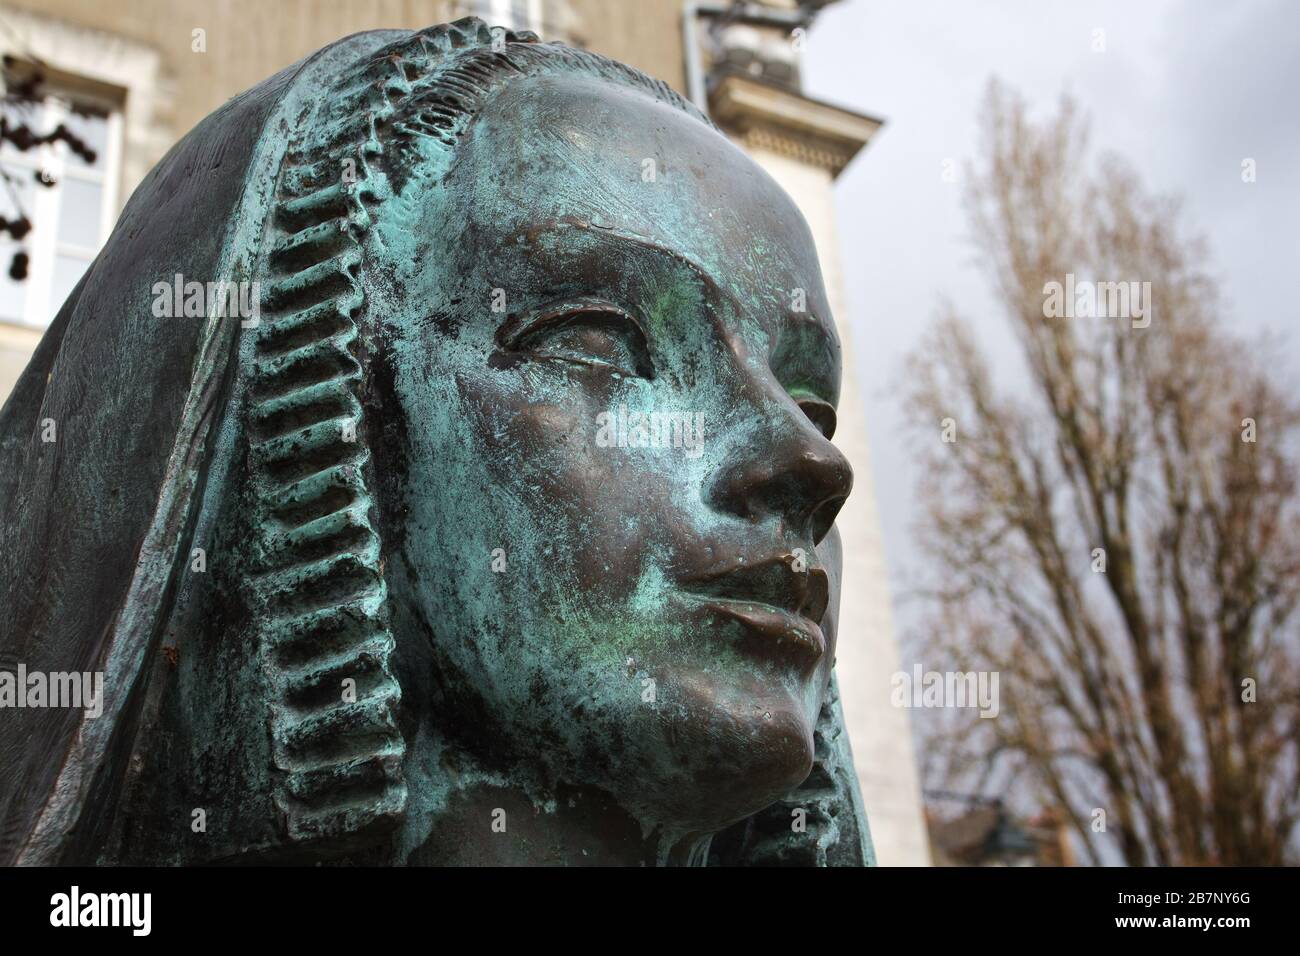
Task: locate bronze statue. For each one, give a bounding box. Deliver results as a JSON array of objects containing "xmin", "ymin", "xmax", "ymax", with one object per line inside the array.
[{"xmin": 0, "ymin": 17, "xmax": 871, "ymax": 866}]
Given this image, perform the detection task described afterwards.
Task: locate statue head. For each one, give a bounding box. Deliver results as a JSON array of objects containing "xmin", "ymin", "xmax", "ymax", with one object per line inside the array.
[{"xmin": 0, "ymin": 18, "xmax": 870, "ymax": 866}]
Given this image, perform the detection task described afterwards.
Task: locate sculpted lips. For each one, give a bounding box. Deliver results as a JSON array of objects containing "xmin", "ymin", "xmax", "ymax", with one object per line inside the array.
[{"xmin": 679, "ymin": 554, "xmax": 829, "ymax": 665}]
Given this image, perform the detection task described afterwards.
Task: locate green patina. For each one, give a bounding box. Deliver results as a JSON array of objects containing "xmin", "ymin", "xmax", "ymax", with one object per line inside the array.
[{"xmin": 0, "ymin": 17, "xmax": 873, "ymax": 867}]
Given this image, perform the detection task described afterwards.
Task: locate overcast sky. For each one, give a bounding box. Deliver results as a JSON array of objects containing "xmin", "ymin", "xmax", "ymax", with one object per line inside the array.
[{"xmin": 803, "ymin": 0, "xmax": 1300, "ymax": 637}]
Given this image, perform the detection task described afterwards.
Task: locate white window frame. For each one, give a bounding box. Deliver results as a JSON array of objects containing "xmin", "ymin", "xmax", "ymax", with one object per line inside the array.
[
  {"xmin": 0, "ymin": 8, "xmax": 163, "ymax": 333},
  {"xmin": 487, "ymin": 0, "xmax": 544, "ymax": 35},
  {"xmin": 1, "ymin": 84, "xmax": 123, "ymax": 327}
]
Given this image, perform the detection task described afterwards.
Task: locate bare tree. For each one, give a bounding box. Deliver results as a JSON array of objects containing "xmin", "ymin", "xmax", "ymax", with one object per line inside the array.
[{"xmin": 904, "ymin": 79, "xmax": 1300, "ymax": 866}]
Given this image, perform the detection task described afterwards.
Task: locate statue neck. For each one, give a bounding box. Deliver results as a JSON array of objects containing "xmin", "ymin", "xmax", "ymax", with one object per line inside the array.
[{"xmin": 391, "ymin": 727, "xmax": 712, "ymax": 866}]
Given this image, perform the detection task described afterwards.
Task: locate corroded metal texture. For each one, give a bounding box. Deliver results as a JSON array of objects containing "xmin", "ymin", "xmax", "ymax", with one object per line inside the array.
[{"xmin": 0, "ymin": 17, "xmax": 873, "ymax": 866}]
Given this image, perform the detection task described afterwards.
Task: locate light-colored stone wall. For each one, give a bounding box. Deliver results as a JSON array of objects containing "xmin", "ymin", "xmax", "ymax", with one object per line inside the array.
[{"xmin": 0, "ymin": 321, "xmax": 40, "ymax": 399}]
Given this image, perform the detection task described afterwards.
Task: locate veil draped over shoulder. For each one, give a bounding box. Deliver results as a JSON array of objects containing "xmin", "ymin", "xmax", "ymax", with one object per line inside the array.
[{"xmin": 0, "ymin": 30, "xmax": 405, "ymax": 865}]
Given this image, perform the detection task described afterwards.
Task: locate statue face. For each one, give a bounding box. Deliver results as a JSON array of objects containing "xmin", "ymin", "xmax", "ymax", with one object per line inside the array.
[{"xmin": 377, "ymin": 71, "xmax": 852, "ymax": 832}]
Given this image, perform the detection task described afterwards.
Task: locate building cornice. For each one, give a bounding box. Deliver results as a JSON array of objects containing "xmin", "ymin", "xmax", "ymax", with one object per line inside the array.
[{"xmin": 708, "ymin": 71, "xmax": 883, "ymax": 177}]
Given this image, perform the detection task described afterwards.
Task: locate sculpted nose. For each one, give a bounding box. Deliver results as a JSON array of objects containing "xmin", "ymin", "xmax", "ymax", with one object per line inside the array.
[{"xmin": 705, "ymin": 407, "xmax": 853, "ymax": 546}]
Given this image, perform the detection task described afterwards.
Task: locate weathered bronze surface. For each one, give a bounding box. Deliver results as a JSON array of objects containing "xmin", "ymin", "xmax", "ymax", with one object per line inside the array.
[{"xmin": 0, "ymin": 18, "xmax": 872, "ymax": 866}]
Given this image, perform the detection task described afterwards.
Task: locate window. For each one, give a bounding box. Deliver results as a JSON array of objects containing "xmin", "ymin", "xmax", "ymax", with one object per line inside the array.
[
  {"xmin": 486, "ymin": 0, "xmax": 544, "ymax": 35},
  {"xmin": 0, "ymin": 66, "xmax": 123, "ymax": 328}
]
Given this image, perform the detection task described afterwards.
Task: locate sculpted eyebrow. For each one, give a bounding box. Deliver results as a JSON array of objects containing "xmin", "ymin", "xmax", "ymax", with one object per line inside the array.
[{"xmin": 516, "ymin": 219, "xmax": 735, "ymax": 311}]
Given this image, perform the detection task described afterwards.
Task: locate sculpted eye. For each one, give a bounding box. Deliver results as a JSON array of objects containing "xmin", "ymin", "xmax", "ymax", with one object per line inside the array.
[
  {"xmin": 505, "ymin": 300, "xmax": 654, "ymax": 379},
  {"xmin": 796, "ymin": 396, "xmax": 837, "ymax": 441}
]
